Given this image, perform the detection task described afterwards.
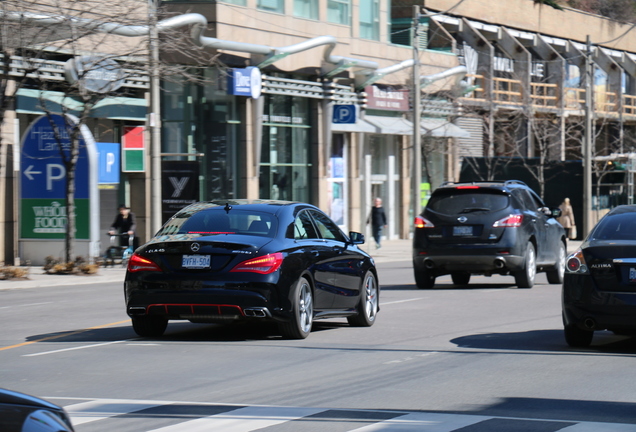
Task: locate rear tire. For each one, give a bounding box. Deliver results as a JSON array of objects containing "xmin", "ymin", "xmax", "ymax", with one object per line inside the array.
[
  {"xmin": 514, "ymin": 243, "xmax": 536, "ymax": 288},
  {"xmin": 279, "ymin": 277, "xmax": 313, "ymax": 339},
  {"xmin": 546, "ymin": 242, "xmax": 566, "ymax": 285},
  {"xmin": 131, "ymin": 316, "xmax": 168, "ymax": 337},
  {"xmin": 564, "ymin": 324, "xmax": 593, "ymax": 347},
  {"xmin": 451, "ymin": 272, "xmax": 471, "ymax": 286},
  {"xmin": 414, "ymin": 268, "xmax": 435, "ymax": 289},
  {"xmin": 348, "ymin": 271, "xmax": 379, "ymax": 327}
]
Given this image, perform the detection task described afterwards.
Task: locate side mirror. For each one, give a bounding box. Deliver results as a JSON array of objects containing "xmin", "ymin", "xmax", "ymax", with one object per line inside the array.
[
  {"xmin": 348, "ymin": 231, "xmax": 365, "ymax": 245},
  {"xmin": 551, "ymin": 208, "xmax": 562, "ymax": 218}
]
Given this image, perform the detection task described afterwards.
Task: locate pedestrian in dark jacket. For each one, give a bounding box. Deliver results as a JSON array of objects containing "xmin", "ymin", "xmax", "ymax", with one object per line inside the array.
[
  {"xmin": 367, "ymin": 197, "xmax": 387, "ymax": 249},
  {"xmin": 109, "ymin": 204, "xmax": 136, "ymax": 247}
]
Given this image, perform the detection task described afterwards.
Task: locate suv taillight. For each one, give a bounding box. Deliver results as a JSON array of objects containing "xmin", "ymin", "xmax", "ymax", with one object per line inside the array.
[
  {"xmin": 414, "ymin": 216, "xmax": 435, "ymax": 229},
  {"xmin": 493, "ymin": 214, "xmax": 523, "ymax": 228}
]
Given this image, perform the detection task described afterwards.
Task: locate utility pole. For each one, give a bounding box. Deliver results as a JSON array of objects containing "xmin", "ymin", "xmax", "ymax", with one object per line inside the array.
[
  {"xmin": 149, "ymin": 0, "xmax": 162, "ymax": 234},
  {"xmin": 412, "ymin": 5, "xmax": 422, "ymax": 221},
  {"xmin": 583, "ymin": 35, "xmax": 593, "ymax": 236}
]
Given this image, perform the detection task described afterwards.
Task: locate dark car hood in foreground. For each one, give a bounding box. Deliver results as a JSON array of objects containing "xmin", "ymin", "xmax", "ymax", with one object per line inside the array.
[{"xmin": 0, "ymin": 388, "xmax": 62, "ymax": 411}]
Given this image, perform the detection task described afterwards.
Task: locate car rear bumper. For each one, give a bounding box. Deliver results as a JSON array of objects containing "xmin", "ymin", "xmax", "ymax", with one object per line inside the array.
[
  {"xmin": 124, "ymin": 281, "xmax": 290, "ymax": 322},
  {"xmin": 412, "ymin": 249, "xmax": 525, "ymax": 274},
  {"xmin": 563, "ymin": 274, "xmax": 636, "ymax": 331}
]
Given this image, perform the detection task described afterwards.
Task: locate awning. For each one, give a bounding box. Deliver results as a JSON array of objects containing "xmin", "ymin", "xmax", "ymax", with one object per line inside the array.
[
  {"xmin": 421, "ymin": 118, "xmax": 471, "ymax": 138},
  {"xmin": 364, "ymin": 115, "xmax": 414, "ymax": 135},
  {"xmin": 331, "ymin": 119, "xmax": 377, "ymax": 133},
  {"xmin": 16, "ymin": 88, "xmax": 147, "ymax": 121}
]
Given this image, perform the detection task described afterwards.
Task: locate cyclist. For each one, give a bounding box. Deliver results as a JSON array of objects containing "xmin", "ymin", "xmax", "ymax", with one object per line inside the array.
[{"xmin": 109, "ymin": 204, "xmax": 136, "ymax": 249}]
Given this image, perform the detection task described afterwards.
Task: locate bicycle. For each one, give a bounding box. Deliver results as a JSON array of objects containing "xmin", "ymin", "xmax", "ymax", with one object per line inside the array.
[{"xmin": 104, "ymin": 233, "xmax": 135, "ymax": 268}]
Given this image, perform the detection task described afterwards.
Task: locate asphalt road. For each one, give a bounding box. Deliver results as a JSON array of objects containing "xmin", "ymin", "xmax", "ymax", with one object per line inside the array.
[{"xmin": 2, "ymin": 258, "xmax": 636, "ymax": 431}]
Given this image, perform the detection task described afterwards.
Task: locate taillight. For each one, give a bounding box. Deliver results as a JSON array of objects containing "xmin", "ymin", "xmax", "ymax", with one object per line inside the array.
[
  {"xmin": 414, "ymin": 216, "xmax": 435, "ymax": 229},
  {"xmin": 566, "ymin": 249, "xmax": 588, "ymax": 274},
  {"xmin": 230, "ymin": 252, "xmax": 283, "ymax": 274},
  {"xmin": 493, "ymin": 214, "xmax": 523, "ymax": 227},
  {"xmin": 127, "ymin": 253, "xmax": 162, "ymax": 272},
  {"xmin": 456, "ymin": 185, "xmax": 480, "ymax": 189}
]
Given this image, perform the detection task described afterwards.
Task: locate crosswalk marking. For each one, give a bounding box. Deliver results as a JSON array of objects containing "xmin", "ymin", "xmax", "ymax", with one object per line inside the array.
[
  {"xmin": 49, "ymin": 397, "xmax": 636, "ymax": 432},
  {"xmin": 64, "ymin": 399, "xmax": 166, "ymax": 425},
  {"xmin": 146, "ymin": 406, "xmax": 325, "ymax": 432},
  {"xmin": 349, "ymin": 412, "xmax": 491, "ymax": 431}
]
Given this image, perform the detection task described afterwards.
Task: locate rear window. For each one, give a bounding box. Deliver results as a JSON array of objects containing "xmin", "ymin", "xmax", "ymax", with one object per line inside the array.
[
  {"xmin": 157, "ymin": 209, "xmax": 278, "ymax": 238},
  {"xmin": 427, "ymin": 190, "xmax": 509, "ymax": 215},
  {"xmin": 590, "ymin": 212, "xmax": 636, "ymax": 241}
]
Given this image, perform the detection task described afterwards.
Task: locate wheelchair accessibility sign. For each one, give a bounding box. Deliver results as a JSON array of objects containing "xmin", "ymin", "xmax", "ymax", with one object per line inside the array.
[{"xmin": 332, "ymin": 104, "xmax": 356, "ymax": 124}]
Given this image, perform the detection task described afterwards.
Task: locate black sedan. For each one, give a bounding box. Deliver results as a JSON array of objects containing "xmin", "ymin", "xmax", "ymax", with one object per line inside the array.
[
  {"xmin": 0, "ymin": 388, "xmax": 74, "ymax": 432},
  {"xmin": 563, "ymin": 205, "xmax": 636, "ymax": 347},
  {"xmin": 125, "ymin": 200, "xmax": 379, "ymax": 339}
]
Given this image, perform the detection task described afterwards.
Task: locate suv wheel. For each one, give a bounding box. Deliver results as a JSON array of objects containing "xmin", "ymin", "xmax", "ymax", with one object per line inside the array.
[
  {"xmin": 451, "ymin": 272, "xmax": 471, "ymax": 285},
  {"xmin": 514, "ymin": 242, "xmax": 536, "ymax": 288},
  {"xmin": 414, "ymin": 268, "xmax": 435, "ymax": 289},
  {"xmin": 546, "ymin": 242, "xmax": 566, "ymax": 285}
]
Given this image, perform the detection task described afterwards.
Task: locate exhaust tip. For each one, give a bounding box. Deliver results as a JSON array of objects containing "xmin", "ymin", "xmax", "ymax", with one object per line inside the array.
[
  {"xmin": 424, "ymin": 259, "xmax": 435, "ymax": 269},
  {"xmin": 244, "ymin": 307, "xmax": 270, "ymax": 318},
  {"xmin": 128, "ymin": 306, "xmax": 146, "ymax": 316},
  {"xmin": 494, "ymin": 258, "xmax": 506, "ymax": 269},
  {"xmin": 584, "ymin": 318, "xmax": 596, "ymax": 330}
]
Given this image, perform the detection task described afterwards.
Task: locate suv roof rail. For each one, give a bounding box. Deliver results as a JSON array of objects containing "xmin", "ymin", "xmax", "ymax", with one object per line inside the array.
[
  {"xmin": 503, "ymin": 180, "xmax": 528, "ymax": 187},
  {"xmin": 440, "ymin": 180, "xmax": 528, "ymax": 188}
]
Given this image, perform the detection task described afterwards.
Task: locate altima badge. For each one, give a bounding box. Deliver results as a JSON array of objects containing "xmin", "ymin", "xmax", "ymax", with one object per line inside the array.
[
  {"xmin": 457, "ymin": 216, "xmax": 468, "ymax": 223},
  {"xmin": 191, "ymin": 242, "xmax": 201, "ymax": 252}
]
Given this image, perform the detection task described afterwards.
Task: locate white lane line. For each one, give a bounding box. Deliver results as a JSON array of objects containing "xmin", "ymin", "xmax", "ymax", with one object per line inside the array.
[
  {"xmin": 22, "ymin": 340, "xmax": 131, "ymax": 357},
  {"xmin": 350, "ymin": 412, "xmax": 491, "ymax": 432},
  {"xmin": 0, "ymin": 302, "xmax": 54, "ymax": 310},
  {"xmin": 65, "ymin": 399, "xmax": 165, "ymax": 425},
  {"xmin": 383, "ymin": 352, "xmax": 439, "ymax": 365},
  {"xmin": 146, "ymin": 406, "xmax": 325, "ymax": 432},
  {"xmin": 381, "ymin": 298, "xmax": 425, "ymax": 306}
]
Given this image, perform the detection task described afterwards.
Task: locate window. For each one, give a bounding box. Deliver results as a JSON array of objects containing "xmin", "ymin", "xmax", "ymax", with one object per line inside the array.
[
  {"xmin": 310, "ymin": 210, "xmax": 346, "ymax": 242},
  {"xmin": 220, "ymin": 0, "xmax": 247, "ymax": 5},
  {"xmin": 359, "ymin": 0, "xmax": 379, "ymax": 40},
  {"xmin": 328, "ymin": 0, "xmax": 350, "ymax": 25},
  {"xmin": 294, "ymin": 0, "xmax": 318, "ymax": 19},
  {"xmin": 292, "ymin": 211, "xmax": 319, "ymax": 239},
  {"xmin": 258, "ymin": 0, "xmax": 284, "ymax": 13}
]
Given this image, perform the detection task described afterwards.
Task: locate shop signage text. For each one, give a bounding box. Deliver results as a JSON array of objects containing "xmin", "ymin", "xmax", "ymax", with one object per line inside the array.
[
  {"xmin": 365, "ymin": 85, "xmax": 409, "ymax": 111},
  {"xmin": 227, "ymin": 66, "xmax": 262, "ymax": 99}
]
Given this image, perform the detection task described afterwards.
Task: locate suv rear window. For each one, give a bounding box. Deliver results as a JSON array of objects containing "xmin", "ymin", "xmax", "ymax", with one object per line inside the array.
[
  {"xmin": 427, "ymin": 190, "xmax": 509, "ymax": 215},
  {"xmin": 158, "ymin": 209, "xmax": 278, "ymax": 238}
]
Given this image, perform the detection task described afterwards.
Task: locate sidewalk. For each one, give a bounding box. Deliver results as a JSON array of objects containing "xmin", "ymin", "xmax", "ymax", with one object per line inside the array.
[{"xmin": 0, "ymin": 239, "xmax": 583, "ymax": 290}]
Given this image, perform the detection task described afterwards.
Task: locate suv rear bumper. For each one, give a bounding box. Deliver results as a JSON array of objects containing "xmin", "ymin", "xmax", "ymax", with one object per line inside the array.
[{"xmin": 413, "ymin": 249, "xmax": 525, "ymax": 274}]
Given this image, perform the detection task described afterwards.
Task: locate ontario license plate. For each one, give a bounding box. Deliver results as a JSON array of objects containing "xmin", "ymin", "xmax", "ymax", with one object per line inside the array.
[
  {"xmin": 182, "ymin": 255, "xmax": 211, "ymax": 269},
  {"xmin": 453, "ymin": 226, "xmax": 473, "ymax": 236}
]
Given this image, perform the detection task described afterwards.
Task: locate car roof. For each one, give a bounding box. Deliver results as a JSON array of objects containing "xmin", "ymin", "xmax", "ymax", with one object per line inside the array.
[{"xmin": 171, "ymin": 200, "xmax": 319, "ymax": 219}]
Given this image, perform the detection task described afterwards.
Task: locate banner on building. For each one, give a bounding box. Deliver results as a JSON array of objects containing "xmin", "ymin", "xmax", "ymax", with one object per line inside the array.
[{"xmin": 162, "ymin": 161, "xmax": 200, "ymax": 223}]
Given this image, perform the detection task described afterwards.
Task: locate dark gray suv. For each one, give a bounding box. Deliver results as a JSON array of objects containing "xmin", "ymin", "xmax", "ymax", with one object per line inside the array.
[{"xmin": 412, "ymin": 180, "xmax": 566, "ymax": 289}]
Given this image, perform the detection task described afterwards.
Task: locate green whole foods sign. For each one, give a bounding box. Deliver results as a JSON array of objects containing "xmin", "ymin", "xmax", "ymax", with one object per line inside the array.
[{"xmin": 21, "ymin": 199, "xmax": 89, "ymax": 239}]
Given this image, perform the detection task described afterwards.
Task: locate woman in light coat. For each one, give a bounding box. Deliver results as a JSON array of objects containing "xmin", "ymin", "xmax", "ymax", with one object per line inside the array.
[{"xmin": 558, "ymin": 197, "xmax": 576, "ymax": 239}]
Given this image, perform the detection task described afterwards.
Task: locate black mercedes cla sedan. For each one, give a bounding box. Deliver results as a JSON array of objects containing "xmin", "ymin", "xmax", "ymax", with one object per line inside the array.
[
  {"xmin": 125, "ymin": 200, "xmax": 379, "ymax": 339},
  {"xmin": 563, "ymin": 205, "xmax": 636, "ymax": 347}
]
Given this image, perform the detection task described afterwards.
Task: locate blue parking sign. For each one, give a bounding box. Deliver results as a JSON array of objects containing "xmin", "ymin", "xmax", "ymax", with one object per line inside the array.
[
  {"xmin": 97, "ymin": 143, "xmax": 120, "ymax": 184},
  {"xmin": 332, "ymin": 105, "xmax": 356, "ymax": 124}
]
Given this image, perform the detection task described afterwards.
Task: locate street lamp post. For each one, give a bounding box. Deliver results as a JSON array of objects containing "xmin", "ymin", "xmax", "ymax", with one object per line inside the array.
[
  {"xmin": 412, "ymin": 6, "xmax": 422, "ymax": 222},
  {"xmin": 583, "ymin": 35, "xmax": 593, "ymax": 236},
  {"xmin": 149, "ymin": 0, "xmax": 162, "ymax": 234}
]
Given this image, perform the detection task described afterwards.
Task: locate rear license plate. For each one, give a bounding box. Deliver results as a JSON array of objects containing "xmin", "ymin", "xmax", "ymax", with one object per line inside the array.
[
  {"xmin": 453, "ymin": 226, "xmax": 473, "ymax": 236},
  {"xmin": 182, "ymin": 255, "xmax": 211, "ymax": 269}
]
